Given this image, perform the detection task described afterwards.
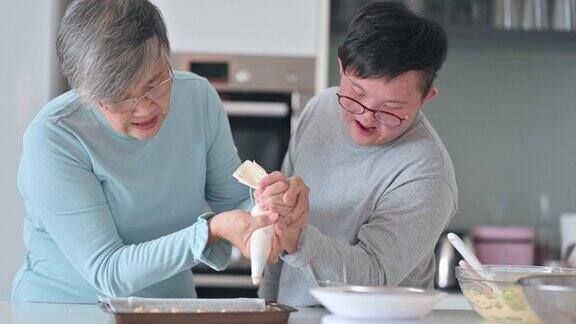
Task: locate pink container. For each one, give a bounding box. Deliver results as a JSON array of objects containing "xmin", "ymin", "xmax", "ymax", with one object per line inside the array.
[{"xmin": 471, "ymin": 226, "xmax": 535, "ymax": 265}]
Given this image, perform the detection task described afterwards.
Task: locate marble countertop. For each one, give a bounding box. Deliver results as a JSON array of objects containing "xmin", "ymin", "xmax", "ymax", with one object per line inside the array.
[{"xmin": 0, "ymin": 294, "xmax": 482, "ymax": 324}]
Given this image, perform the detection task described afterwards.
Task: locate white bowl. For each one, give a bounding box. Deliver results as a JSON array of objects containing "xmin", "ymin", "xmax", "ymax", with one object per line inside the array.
[{"xmin": 310, "ymin": 286, "xmax": 447, "ymax": 320}]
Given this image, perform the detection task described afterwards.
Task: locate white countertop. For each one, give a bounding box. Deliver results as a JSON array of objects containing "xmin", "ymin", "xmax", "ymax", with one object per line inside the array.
[{"xmin": 0, "ymin": 294, "xmax": 481, "ymax": 324}]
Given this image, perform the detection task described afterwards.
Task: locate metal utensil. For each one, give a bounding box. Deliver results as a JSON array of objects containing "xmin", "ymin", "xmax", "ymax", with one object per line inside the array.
[
  {"xmin": 523, "ymin": 0, "xmax": 550, "ymax": 30},
  {"xmin": 435, "ymin": 233, "xmax": 460, "ymax": 289},
  {"xmin": 566, "ymin": 243, "xmax": 576, "ymax": 267},
  {"xmin": 518, "ymin": 274, "xmax": 576, "ymax": 323},
  {"xmin": 493, "ymin": 0, "xmax": 524, "ymax": 30},
  {"xmin": 552, "ymin": 0, "xmax": 576, "ymax": 31}
]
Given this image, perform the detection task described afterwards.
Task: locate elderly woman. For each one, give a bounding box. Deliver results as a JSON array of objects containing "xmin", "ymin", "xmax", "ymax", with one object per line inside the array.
[{"xmin": 11, "ymin": 0, "xmax": 288, "ymax": 303}]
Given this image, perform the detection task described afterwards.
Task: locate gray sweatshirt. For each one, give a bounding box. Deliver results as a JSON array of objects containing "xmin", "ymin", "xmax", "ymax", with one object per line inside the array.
[{"xmin": 257, "ymin": 87, "xmax": 458, "ymax": 306}]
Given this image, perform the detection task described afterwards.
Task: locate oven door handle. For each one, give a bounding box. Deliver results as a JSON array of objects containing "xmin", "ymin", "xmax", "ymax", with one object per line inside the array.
[{"xmin": 222, "ymin": 101, "xmax": 290, "ymax": 117}]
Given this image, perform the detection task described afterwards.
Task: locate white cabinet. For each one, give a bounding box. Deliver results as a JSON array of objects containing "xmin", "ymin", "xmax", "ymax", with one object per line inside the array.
[
  {"xmin": 153, "ymin": 0, "xmax": 326, "ymax": 56},
  {"xmin": 152, "ymin": 0, "xmax": 330, "ymax": 90}
]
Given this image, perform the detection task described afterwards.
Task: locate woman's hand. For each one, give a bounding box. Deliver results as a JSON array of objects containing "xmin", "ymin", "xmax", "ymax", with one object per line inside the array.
[
  {"xmin": 254, "ymin": 172, "xmax": 310, "ymax": 253},
  {"xmin": 207, "ymin": 210, "xmax": 285, "ymax": 264}
]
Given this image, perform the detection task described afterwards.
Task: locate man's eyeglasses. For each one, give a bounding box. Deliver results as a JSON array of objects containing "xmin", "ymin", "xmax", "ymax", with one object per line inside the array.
[
  {"xmin": 336, "ymin": 92, "xmax": 408, "ymax": 128},
  {"xmin": 101, "ymin": 70, "xmax": 173, "ymax": 114}
]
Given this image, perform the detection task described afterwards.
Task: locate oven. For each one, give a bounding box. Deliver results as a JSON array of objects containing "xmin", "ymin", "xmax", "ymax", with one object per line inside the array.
[
  {"xmin": 171, "ymin": 53, "xmax": 315, "ymax": 297},
  {"xmin": 220, "ymin": 91, "xmax": 291, "ymax": 172}
]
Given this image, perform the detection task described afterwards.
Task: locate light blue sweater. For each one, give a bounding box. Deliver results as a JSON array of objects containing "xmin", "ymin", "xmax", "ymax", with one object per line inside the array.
[{"xmin": 12, "ymin": 72, "xmax": 252, "ymax": 303}]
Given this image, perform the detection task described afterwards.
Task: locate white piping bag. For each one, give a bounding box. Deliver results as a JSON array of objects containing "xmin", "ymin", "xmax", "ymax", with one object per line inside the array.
[{"xmin": 233, "ymin": 160, "xmax": 273, "ymax": 285}]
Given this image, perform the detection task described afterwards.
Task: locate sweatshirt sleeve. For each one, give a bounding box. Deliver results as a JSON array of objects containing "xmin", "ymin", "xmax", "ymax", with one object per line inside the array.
[
  {"xmin": 18, "ymin": 120, "xmax": 229, "ymax": 298},
  {"xmin": 280, "ymin": 175, "xmax": 456, "ymax": 287}
]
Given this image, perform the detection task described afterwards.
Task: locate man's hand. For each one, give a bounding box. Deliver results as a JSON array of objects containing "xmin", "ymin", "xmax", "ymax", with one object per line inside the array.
[{"xmin": 254, "ymin": 172, "xmax": 310, "ymax": 253}]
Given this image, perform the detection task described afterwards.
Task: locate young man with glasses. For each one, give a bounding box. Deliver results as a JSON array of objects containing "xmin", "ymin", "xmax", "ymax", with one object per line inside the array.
[{"xmin": 256, "ymin": 1, "xmax": 458, "ymax": 306}]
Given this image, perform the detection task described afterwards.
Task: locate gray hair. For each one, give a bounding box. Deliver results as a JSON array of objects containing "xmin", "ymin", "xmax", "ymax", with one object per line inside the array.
[{"xmin": 56, "ymin": 0, "xmax": 171, "ymax": 103}]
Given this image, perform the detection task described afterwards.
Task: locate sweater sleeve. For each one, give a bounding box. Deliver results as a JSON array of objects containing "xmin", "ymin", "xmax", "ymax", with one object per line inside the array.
[
  {"xmin": 280, "ymin": 175, "xmax": 456, "ymax": 287},
  {"xmin": 18, "ymin": 120, "xmax": 229, "ymax": 298}
]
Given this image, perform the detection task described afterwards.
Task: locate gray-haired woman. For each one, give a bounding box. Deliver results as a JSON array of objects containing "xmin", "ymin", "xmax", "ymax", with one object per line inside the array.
[{"xmin": 12, "ymin": 0, "xmax": 285, "ymax": 303}]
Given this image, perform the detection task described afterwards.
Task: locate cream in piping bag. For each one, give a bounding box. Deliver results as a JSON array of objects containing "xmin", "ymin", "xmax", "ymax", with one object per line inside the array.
[{"xmin": 233, "ymin": 160, "xmax": 273, "ymax": 285}]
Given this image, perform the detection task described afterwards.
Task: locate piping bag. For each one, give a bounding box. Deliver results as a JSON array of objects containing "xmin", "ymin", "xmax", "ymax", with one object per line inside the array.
[{"xmin": 233, "ymin": 160, "xmax": 273, "ymax": 285}]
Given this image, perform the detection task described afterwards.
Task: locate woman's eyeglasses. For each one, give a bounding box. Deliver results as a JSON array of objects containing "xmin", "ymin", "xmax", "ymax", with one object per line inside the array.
[{"xmin": 102, "ymin": 70, "xmax": 173, "ymax": 114}]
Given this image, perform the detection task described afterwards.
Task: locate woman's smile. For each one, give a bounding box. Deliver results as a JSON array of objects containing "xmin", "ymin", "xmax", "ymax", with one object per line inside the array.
[{"xmin": 131, "ymin": 115, "xmax": 159, "ymax": 130}]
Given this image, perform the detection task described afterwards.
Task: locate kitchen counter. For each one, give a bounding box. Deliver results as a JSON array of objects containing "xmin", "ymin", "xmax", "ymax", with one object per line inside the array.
[{"xmin": 0, "ymin": 294, "xmax": 482, "ymax": 323}]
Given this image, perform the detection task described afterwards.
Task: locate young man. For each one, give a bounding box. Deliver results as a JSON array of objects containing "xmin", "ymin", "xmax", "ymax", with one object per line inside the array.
[{"xmin": 256, "ymin": 1, "xmax": 457, "ymax": 306}]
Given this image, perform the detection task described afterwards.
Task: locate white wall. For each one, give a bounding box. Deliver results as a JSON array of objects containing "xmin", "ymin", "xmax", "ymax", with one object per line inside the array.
[
  {"xmin": 0, "ymin": 0, "xmax": 62, "ymax": 301},
  {"xmin": 152, "ymin": 0, "xmax": 323, "ymax": 57}
]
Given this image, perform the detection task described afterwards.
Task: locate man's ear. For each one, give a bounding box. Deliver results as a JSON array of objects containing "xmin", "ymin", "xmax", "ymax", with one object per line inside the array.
[{"xmin": 421, "ymin": 87, "xmax": 438, "ymax": 107}]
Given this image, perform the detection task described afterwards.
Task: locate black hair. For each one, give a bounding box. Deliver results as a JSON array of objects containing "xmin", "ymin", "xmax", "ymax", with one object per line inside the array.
[{"xmin": 337, "ymin": 1, "xmax": 448, "ymax": 98}]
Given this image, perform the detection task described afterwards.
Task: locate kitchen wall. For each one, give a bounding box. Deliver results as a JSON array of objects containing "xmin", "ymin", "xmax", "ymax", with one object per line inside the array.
[
  {"xmin": 328, "ymin": 32, "xmax": 576, "ymax": 252},
  {"xmin": 0, "ymin": 0, "xmax": 66, "ymax": 301},
  {"xmin": 427, "ymin": 39, "xmax": 576, "ymax": 240}
]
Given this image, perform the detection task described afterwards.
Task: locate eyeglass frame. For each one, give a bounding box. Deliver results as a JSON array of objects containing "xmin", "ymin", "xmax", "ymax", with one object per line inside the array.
[
  {"xmin": 100, "ymin": 68, "xmax": 174, "ymax": 113},
  {"xmin": 336, "ymin": 90, "xmax": 409, "ymax": 128}
]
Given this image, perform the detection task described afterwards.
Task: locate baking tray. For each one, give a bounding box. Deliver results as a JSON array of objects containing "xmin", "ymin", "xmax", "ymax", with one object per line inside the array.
[{"xmin": 99, "ymin": 300, "xmax": 297, "ymax": 324}]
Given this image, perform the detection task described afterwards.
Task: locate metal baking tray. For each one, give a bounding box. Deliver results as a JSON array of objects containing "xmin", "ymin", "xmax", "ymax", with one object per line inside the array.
[{"xmin": 99, "ymin": 301, "xmax": 297, "ymax": 324}]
